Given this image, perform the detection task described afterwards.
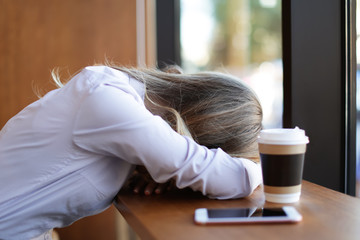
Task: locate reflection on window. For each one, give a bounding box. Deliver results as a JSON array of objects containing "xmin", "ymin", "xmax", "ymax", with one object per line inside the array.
[
  {"xmin": 356, "ymin": 0, "xmax": 360, "ymax": 197},
  {"xmin": 180, "ymin": 0, "xmax": 282, "ymax": 129}
]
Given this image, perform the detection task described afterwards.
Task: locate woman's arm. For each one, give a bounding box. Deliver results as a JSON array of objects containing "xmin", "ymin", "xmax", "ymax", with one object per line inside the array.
[{"xmin": 72, "ymin": 81, "xmax": 261, "ymax": 199}]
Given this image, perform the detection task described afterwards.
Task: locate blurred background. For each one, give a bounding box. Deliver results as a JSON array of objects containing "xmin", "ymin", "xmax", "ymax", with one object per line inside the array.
[
  {"xmin": 180, "ymin": 0, "xmax": 282, "ymax": 129},
  {"xmin": 355, "ymin": 0, "xmax": 360, "ymax": 199},
  {"xmin": 1, "ymin": 0, "xmax": 358, "ymax": 239}
]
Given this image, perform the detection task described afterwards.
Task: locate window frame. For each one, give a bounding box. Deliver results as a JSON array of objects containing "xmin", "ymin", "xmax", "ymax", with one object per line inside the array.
[
  {"xmin": 282, "ymin": 0, "xmax": 357, "ymax": 195},
  {"xmin": 156, "ymin": 0, "xmax": 181, "ymax": 68}
]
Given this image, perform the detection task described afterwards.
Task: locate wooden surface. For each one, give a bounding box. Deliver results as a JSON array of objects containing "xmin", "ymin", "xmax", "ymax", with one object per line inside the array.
[
  {"xmin": 0, "ymin": 0, "xmax": 137, "ymax": 128},
  {"xmin": 55, "ymin": 206, "xmax": 118, "ymax": 240},
  {"xmin": 115, "ymin": 181, "xmax": 360, "ymax": 240}
]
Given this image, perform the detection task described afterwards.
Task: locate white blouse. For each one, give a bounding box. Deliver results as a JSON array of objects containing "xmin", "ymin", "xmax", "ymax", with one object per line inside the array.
[{"xmin": 0, "ymin": 66, "xmax": 262, "ymax": 239}]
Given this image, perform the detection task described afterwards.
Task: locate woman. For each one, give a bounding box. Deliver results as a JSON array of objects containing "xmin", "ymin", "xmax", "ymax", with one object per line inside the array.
[{"xmin": 0, "ymin": 64, "xmax": 263, "ymax": 239}]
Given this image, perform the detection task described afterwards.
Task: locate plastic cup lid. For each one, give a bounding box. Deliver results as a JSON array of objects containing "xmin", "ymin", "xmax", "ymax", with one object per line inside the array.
[{"xmin": 257, "ymin": 127, "xmax": 309, "ymax": 145}]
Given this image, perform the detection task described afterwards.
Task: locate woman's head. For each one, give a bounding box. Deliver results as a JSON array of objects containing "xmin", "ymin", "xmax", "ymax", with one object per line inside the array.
[{"xmin": 114, "ymin": 65, "xmax": 263, "ymax": 160}]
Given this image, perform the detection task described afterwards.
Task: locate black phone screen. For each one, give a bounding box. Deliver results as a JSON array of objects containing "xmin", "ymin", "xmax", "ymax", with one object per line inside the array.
[{"xmin": 207, "ymin": 208, "xmax": 287, "ymax": 218}]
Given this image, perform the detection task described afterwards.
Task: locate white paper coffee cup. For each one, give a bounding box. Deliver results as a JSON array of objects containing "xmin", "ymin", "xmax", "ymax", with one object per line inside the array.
[{"xmin": 258, "ymin": 127, "xmax": 309, "ymax": 203}]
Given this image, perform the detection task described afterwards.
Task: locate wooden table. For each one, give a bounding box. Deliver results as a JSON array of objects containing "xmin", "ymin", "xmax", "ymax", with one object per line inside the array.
[{"xmin": 114, "ymin": 181, "xmax": 360, "ymax": 240}]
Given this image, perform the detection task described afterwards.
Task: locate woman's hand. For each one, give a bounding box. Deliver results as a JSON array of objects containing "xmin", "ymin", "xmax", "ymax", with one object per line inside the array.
[{"xmin": 126, "ymin": 166, "xmax": 174, "ymax": 195}]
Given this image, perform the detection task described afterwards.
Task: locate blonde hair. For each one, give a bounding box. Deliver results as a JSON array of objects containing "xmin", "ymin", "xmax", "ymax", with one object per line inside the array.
[
  {"xmin": 52, "ymin": 64, "xmax": 263, "ymax": 160},
  {"xmin": 112, "ymin": 65, "xmax": 263, "ymax": 160}
]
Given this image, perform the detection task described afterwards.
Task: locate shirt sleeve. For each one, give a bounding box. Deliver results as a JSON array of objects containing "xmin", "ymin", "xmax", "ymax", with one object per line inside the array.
[{"xmin": 72, "ymin": 81, "xmax": 262, "ymax": 199}]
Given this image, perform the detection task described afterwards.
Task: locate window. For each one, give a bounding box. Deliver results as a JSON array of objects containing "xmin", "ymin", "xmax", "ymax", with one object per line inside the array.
[
  {"xmin": 180, "ymin": 0, "xmax": 282, "ymax": 129},
  {"xmin": 356, "ymin": 0, "xmax": 360, "ymax": 197},
  {"xmin": 156, "ymin": 0, "xmax": 358, "ymax": 196}
]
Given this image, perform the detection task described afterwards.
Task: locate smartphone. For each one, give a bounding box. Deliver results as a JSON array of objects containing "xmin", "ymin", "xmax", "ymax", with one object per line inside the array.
[{"xmin": 194, "ymin": 206, "xmax": 302, "ymax": 225}]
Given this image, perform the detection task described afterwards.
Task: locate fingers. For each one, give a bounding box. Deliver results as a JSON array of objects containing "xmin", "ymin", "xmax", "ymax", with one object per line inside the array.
[
  {"xmin": 132, "ymin": 177, "xmax": 147, "ymax": 194},
  {"xmin": 134, "ymin": 180, "xmax": 172, "ymax": 196},
  {"xmin": 154, "ymin": 179, "xmax": 176, "ymax": 194},
  {"xmin": 127, "ymin": 166, "xmax": 175, "ymax": 196},
  {"xmin": 154, "ymin": 183, "xmax": 168, "ymax": 194},
  {"xmin": 132, "ymin": 176, "xmax": 161, "ymax": 195},
  {"xmin": 144, "ymin": 181, "xmax": 158, "ymax": 196}
]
